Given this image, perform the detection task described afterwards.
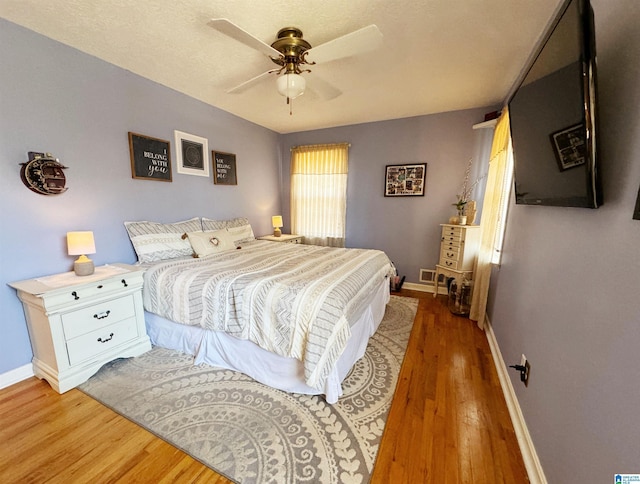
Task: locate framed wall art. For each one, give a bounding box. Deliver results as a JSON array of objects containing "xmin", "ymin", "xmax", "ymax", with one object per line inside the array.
[
  {"xmin": 174, "ymin": 130, "xmax": 209, "ymax": 177},
  {"xmin": 128, "ymin": 132, "xmax": 172, "ymax": 182},
  {"xmin": 384, "ymin": 163, "xmax": 427, "ymax": 197},
  {"xmin": 213, "ymin": 151, "xmax": 237, "ymax": 185},
  {"xmin": 550, "ymin": 124, "xmax": 586, "ymax": 171}
]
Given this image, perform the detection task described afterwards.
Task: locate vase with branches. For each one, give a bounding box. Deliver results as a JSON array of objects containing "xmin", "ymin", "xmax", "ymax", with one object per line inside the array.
[{"xmin": 453, "ymin": 158, "xmax": 486, "ymax": 216}]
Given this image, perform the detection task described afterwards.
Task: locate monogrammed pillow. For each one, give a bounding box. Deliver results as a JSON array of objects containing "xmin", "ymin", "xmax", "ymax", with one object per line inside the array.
[{"xmin": 186, "ymin": 229, "xmax": 236, "ymax": 257}]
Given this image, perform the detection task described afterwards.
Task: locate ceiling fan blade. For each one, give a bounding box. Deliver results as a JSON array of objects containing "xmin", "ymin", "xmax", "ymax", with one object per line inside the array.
[
  {"xmin": 306, "ymin": 24, "xmax": 383, "ymax": 64},
  {"xmin": 209, "ymin": 18, "xmax": 281, "ymax": 58},
  {"xmin": 226, "ymin": 70, "xmax": 274, "ymax": 94},
  {"xmin": 308, "ymin": 75, "xmax": 342, "ymax": 100}
]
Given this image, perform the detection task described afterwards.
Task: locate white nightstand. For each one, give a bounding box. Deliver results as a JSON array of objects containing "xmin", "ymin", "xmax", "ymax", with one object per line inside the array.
[
  {"xmin": 9, "ymin": 263, "xmax": 151, "ymax": 393},
  {"xmin": 258, "ymin": 234, "xmax": 303, "ymax": 244}
]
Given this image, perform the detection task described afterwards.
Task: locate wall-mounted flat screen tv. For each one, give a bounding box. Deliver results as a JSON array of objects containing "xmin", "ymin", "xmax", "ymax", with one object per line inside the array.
[{"xmin": 508, "ymin": 0, "xmax": 602, "ymax": 208}]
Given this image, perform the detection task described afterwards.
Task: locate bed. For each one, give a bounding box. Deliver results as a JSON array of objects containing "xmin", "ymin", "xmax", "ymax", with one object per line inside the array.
[{"xmin": 125, "ymin": 217, "xmax": 395, "ymax": 403}]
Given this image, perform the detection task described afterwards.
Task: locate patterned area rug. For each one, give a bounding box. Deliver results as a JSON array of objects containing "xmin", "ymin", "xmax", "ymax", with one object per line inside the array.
[{"xmin": 79, "ymin": 295, "xmax": 418, "ymax": 484}]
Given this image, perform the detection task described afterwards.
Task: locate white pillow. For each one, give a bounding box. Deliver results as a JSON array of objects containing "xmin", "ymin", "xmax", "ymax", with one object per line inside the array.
[
  {"xmin": 226, "ymin": 224, "xmax": 255, "ymax": 245},
  {"xmin": 186, "ymin": 230, "xmax": 236, "ymax": 257}
]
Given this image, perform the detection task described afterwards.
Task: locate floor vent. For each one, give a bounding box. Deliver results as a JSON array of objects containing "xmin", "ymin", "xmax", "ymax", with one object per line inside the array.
[{"xmin": 419, "ymin": 268, "xmax": 436, "ymax": 285}]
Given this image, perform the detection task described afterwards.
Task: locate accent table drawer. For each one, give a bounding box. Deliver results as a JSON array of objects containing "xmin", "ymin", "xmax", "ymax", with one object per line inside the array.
[
  {"xmin": 442, "ymin": 226, "xmax": 463, "ymax": 239},
  {"xmin": 440, "ymin": 258, "xmax": 460, "ymax": 270},
  {"xmin": 440, "ymin": 246, "xmax": 460, "ymax": 262},
  {"xmin": 66, "ymin": 318, "xmax": 139, "ymax": 366},
  {"xmin": 441, "ymin": 240, "xmax": 462, "ymax": 252},
  {"xmin": 62, "ymin": 295, "xmax": 136, "ymax": 340}
]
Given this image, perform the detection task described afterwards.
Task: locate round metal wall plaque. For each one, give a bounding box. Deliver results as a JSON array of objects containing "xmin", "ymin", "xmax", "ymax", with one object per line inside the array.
[{"xmin": 20, "ymin": 153, "xmax": 68, "ymax": 195}]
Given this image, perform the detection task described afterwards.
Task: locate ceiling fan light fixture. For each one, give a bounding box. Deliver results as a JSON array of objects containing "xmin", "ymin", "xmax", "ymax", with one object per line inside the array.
[{"xmin": 276, "ymin": 73, "xmax": 306, "ymax": 100}]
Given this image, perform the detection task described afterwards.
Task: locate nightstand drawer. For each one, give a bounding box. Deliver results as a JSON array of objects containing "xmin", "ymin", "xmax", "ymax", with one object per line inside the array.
[
  {"xmin": 62, "ymin": 295, "xmax": 136, "ymax": 340},
  {"xmin": 66, "ymin": 318, "xmax": 139, "ymax": 366},
  {"xmin": 43, "ymin": 275, "xmax": 140, "ymax": 311}
]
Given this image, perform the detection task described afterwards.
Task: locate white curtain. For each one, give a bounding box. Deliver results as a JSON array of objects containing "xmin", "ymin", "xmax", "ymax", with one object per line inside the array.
[
  {"xmin": 290, "ymin": 143, "xmax": 349, "ymax": 247},
  {"xmin": 470, "ymin": 110, "xmax": 511, "ymax": 329}
]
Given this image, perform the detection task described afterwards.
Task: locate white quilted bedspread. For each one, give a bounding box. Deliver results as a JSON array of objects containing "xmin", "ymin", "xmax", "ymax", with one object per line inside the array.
[{"xmin": 142, "ymin": 240, "xmax": 394, "ymax": 390}]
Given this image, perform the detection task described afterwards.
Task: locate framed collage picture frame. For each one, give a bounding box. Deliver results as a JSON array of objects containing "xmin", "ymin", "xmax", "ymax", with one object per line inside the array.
[
  {"xmin": 384, "ymin": 163, "xmax": 427, "ymax": 197},
  {"xmin": 550, "ymin": 124, "xmax": 586, "ymax": 171}
]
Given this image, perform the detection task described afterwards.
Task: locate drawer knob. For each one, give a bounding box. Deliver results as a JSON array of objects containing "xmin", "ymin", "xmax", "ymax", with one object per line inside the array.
[
  {"xmin": 446, "ymin": 261, "xmax": 453, "ymax": 266},
  {"xmin": 121, "ymin": 279, "xmax": 128, "ymax": 287},
  {"xmin": 71, "ymin": 291, "xmax": 79, "ymax": 300},
  {"xmin": 97, "ymin": 333, "xmax": 114, "ymax": 343},
  {"xmin": 93, "ymin": 310, "xmax": 111, "ymax": 320}
]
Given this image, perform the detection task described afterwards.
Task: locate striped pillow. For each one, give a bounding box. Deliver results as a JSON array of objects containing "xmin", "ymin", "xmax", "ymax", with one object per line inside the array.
[
  {"xmin": 201, "ymin": 216, "xmax": 251, "ymax": 231},
  {"xmin": 124, "ymin": 217, "xmax": 202, "ymax": 263},
  {"xmin": 201, "ymin": 217, "xmax": 255, "ymax": 245}
]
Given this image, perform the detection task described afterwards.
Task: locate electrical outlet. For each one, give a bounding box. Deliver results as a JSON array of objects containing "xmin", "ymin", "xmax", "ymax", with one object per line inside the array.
[
  {"xmin": 521, "ymin": 354, "xmax": 530, "ymax": 387},
  {"xmin": 509, "ymin": 355, "xmax": 531, "ymax": 386}
]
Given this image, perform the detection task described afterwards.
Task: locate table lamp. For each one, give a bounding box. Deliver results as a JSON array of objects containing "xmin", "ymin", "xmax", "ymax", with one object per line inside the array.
[
  {"xmin": 272, "ymin": 215, "xmax": 283, "ymax": 237},
  {"xmin": 67, "ymin": 231, "xmax": 96, "ymax": 276}
]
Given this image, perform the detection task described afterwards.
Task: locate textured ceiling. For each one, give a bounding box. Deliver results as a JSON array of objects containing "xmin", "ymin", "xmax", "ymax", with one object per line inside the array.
[{"xmin": 0, "ymin": 0, "xmax": 563, "ymax": 134}]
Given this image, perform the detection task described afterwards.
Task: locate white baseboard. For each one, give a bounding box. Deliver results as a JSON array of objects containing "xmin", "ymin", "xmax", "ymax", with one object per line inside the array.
[
  {"xmin": 484, "ymin": 316, "xmax": 547, "ymax": 484},
  {"xmin": 401, "ymin": 281, "xmax": 432, "ymax": 293},
  {"xmin": 402, "ymin": 281, "xmax": 450, "ymax": 295},
  {"xmin": 0, "ymin": 363, "xmax": 34, "ymax": 390}
]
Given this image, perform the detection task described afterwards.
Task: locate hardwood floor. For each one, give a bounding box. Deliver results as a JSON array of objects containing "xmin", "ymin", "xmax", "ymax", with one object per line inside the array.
[
  {"xmin": 371, "ymin": 290, "xmax": 529, "ymax": 483},
  {"xmin": 0, "ymin": 289, "xmax": 528, "ymax": 483}
]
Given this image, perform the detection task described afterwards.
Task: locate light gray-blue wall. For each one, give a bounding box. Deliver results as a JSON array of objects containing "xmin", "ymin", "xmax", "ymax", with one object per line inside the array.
[
  {"xmin": 280, "ymin": 110, "xmax": 491, "ymax": 284},
  {"xmin": 0, "ymin": 20, "xmax": 281, "ymax": 373},
  {"xmin": 1, "ymin": 19, "xmax": 489, "ymax": 377},
  {"xmin": 281, "ymin": 2, "xmax": 640, "ymax": 481},
  {"xmin": 487, "ymin": 0, "xmax": 640, "ymax": 481},
  {"xmin": 10, "ymin": 6, "xmax": 636, "ymax": 482}
]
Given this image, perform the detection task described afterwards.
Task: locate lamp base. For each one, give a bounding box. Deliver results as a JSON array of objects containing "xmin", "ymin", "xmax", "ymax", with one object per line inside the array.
[
  {"xmin": 74, "ymin": 258, "xmax": 95, "ymax": 276},
  {"xmin": 273, "ymin": 227, "xmax": 282, "ymax": 237}
]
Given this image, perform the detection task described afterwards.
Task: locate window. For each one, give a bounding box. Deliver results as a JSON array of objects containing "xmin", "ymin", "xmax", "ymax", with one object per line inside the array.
[
  {"xmin": 470, "ymin": 110, "xmax": 512, "ymax": 327},
  {"xmin": 290, "ymin": 143, "xmax": 349, "ymax": 247},
  {"xmin": 491, "ymin": 137, "xmax": 514, "ymax": 264}
]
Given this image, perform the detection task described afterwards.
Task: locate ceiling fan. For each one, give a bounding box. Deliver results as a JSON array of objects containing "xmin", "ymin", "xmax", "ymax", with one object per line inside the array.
[{"xmin": 208, "ymin": 19, "xmax": 383, "ymax": 110}]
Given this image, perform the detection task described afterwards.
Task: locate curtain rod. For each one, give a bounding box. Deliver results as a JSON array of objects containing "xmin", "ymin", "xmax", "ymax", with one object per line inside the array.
[{"xmin": 290, "ymin": 142, "xmax": 351, "ymax": 151}]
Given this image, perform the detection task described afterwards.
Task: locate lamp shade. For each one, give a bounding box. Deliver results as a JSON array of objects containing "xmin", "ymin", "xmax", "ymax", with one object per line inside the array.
[
  {"xmin": 67, "ymin": 231, "xmax": 96, "ymax": 256},
  {"xmin": 276, "ymin": 74, "xmax": 306, "ymax": 100},
  {"xmin": 271, "ymin": 216, "xmax": 283, "ymax": 228}
]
